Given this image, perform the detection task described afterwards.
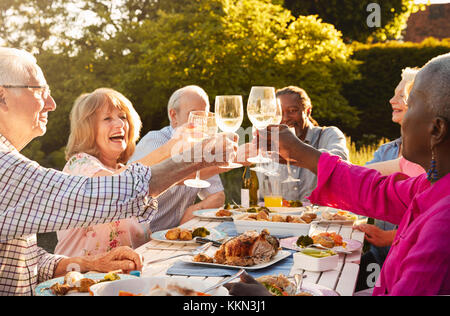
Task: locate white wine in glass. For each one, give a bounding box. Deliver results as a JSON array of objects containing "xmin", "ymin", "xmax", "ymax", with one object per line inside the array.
[
  {"xmin": 247, "ymin": 86, "xmax": 277, "ymax": 167},
  {"xmin": 184, "ymin": 111, "xmax": 211, "ymax": 189},
  {"xmin": 282, "ymin": 127, "xmax": 301, "ymax": 184},
  {"xmin": 263, "ymin": 98, "xmax": 283, "ymax": 177},
  {"xmin": 215, "ymin": 95, "xmax": 243, "ymax": 169}
]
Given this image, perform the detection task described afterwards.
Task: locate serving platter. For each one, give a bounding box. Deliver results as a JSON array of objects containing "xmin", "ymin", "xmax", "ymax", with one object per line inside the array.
[{"xmin": 180, "ymin": 250, "xmax": 292, "ymax": 270}]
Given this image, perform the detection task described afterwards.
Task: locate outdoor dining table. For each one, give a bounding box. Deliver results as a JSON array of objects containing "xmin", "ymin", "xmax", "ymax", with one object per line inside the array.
[{"xmin": 135, "ymin": 214, "xmax": 366, "ymax": 296}]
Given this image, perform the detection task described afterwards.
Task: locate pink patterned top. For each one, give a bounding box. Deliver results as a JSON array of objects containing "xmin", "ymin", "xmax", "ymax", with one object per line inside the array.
[{"xmin": 54, "ymin": 153, "xmax": 149, "ymax": 257}]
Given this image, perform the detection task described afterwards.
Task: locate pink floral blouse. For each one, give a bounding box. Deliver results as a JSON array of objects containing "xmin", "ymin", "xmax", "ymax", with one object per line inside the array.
[{"xmin": 54, "ymin": 153, "xmax": 150, "ymax": 257}]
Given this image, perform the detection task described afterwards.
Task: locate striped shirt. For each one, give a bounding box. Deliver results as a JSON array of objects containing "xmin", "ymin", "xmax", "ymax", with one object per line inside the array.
[
  {"xmin": 130, "ymin": 126, "xmax": 224, "ymax": 232},
  {"xmin": 0, "ymin": 134, "xmax": 157, "ymax": 296}
]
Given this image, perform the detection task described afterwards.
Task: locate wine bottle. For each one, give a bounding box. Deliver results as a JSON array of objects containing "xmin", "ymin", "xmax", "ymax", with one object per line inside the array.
[
  {"xmin": 249, "ymin": 166, "xmax": 259, "ymax": 207},
  {"xmin": 241, "ymin": 166, "xmax": 250, "ymax": 207}
]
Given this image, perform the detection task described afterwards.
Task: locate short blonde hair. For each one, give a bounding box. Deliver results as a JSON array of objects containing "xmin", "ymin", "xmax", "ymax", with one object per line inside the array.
[
  {"xmin": 65, "ymin": 88, "xmax": 142, "ymax": 164},
  {"xmin": 401, "ymin": 67, "xmax": 421, "ymax": 95}
]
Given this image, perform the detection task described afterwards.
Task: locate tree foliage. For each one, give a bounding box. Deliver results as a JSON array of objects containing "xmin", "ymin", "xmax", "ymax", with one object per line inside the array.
[
  {"xmin": 1, "ymin": 0, "xmax": 359, "ymax": 168},
  {"xmin": 282, "ymin": 0, "xmax": 421, "ymax": 42}
]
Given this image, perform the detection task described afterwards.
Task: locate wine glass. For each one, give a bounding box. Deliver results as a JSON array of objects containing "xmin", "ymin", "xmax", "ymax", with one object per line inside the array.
[
  {"xmin": 215, "ymin": 95, "xmax": 244, "ymax": 169},
  {"xmin": 264, "ymin": 98, "xmax": 283, "ymax": 177},
  {"xmin": 184, "ymin": 111, "xmax": 212, "ymax": 189},
  {"xmin": 282, "ymin": 127, "xmax": 301, "ymax": 184},
  {"xmin": 247, "ymin": 86, "xmax": 277, "ymax": 172}
]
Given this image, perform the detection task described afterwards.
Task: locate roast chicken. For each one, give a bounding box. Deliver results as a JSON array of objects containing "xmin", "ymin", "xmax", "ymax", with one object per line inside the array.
[{"xmin": 214, "ymin": 229, "xmax": 280, "ymax": 266}]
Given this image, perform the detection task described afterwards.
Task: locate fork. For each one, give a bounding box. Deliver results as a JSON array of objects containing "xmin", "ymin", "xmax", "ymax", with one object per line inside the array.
[
  {"xmin": 145, "ymin": 242, "xmax": 212, "ymax": 266},
  {"xmin": 203, "ymin": 269, "xmax": 246, "ymax": 294}
]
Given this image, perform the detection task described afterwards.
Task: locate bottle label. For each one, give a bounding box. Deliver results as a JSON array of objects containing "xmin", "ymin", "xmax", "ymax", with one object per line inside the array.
[{"xmin": 241, "ymin": 189, "xmax": 250, "ymax": 208}]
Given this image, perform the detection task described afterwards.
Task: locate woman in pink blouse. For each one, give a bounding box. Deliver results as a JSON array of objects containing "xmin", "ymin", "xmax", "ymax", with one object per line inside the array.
[
  {"xmin": 227, "ymin": 54, "xmax": 450, "ymax": 296},
  {"xmin": 54, "ymin": 88, "xmax": 149, "ymax": 256},
  {"xmin": 55, "ymin": 89, "xmax": 193, "ymax": 257}
]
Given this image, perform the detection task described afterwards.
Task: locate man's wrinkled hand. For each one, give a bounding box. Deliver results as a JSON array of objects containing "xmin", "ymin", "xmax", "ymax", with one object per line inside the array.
[{"xmin": 89, "ymin": 246, "xmax": 142, "ymax": 274}]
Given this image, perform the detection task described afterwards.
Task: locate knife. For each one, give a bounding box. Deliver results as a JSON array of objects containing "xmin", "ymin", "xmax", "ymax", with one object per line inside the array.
[{"xmin": 195, "ymin": 237, "xmax": 222, "ymax": 247}]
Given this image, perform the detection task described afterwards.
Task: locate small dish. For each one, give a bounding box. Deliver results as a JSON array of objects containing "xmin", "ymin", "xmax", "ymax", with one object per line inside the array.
[{"xmin": 293, "ymin": 250, "xmax": 339, "ymax": 272}]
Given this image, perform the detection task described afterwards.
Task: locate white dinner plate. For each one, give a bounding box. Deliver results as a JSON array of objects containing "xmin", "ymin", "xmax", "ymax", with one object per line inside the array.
[
  {"xmin": 193, "ymin": 208, "xmax": 234, "ymax": 221},
  {"xmin": 180, "ymin": 250, "xmax": 292, "ymax": 270},
  {"xmin": 151, "ymin": 228, "xmax": 227, "ymax": 244},
  {"xmin": 314, "ymin": 207, "xmax": 358, "ymax": 226},
  {"xmin": 90, "ymin": 276, "xmax": 229, "ymax": 296},
  {"xmin": 280, "ymin": 236, "xmax": 363, "ymax": 253}
]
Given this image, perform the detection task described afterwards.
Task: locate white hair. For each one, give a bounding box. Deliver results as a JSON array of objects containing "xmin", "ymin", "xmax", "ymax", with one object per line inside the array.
[
  {"xmin": 167, "ymin": 85, "xmax": 210, "ymax": 122},
  {"xmin": 419, "ymin": 53, "xmax": 450, "ymax": 120},
  {"xmin": 401, "ymin": 67, "xmax": 420, "ymax": 84},
  {"xmin": 0, "ymin": 47, "xmax": 39, "ymax": 92}
]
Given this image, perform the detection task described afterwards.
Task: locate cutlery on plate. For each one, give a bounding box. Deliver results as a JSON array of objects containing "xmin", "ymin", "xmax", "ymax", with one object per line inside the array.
[
  {"xmin": 145, "ymin": 242, "xmax": 212, "ymax": 266},
  {"xmin": 195, "ymin": 237, "xmax": 222, "ymax": 247},
  {"xmin": 203, "ymin": 269, "xmax": 246, "ymax": 294}
]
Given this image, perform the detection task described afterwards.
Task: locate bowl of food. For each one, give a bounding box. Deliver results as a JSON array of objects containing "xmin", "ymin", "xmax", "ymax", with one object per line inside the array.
[
  {"xmin": 232, "ymin": 211, "xmax": 314, "ymax": 237},
  {"xmin": 90, "ymin": 276, "xmax": 229, "ymax": 296},
  {"xmin": 293, "ymin": 249, "xmax": 339, "ymax": 272}
]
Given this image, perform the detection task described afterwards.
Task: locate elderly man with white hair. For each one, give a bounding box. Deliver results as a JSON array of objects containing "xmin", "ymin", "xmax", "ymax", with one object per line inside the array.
[
  {"xmin": 0, "ymin": 48, "xmax": 237, "ymax": 295},
  {"xmin": 130, "ymin": 86, "xmax": 226, "ymax": 232}
]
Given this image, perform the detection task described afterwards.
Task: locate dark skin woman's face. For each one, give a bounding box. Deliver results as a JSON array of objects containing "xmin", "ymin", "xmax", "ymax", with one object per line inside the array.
[{"xmin": 401, "ymin": 73, "xmax": 435, "ymax": 168}]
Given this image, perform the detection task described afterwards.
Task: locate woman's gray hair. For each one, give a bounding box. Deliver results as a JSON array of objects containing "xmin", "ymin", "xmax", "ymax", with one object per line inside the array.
[
  {"xmin": 0, "ymin": 48, "xmax": 40, "ymax": 94},
  {"xmin": 167, "ymin": 85, "xmax": 210, "ymax": 122},
  {"xmin": 419, "ymin": 53, "xmax": 450, "ymax": 121}
]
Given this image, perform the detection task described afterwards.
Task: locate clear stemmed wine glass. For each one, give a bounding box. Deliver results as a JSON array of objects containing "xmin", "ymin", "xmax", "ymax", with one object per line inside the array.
[
  {"xmin": 184, "ymin": 111, "xmax": 213, "ymax": 189},
  {"xmin": 282, "ymin": 127, "xmax": 301, "ymax": 183},
  {"xmin": 215, "ymin": 95, "xmax": 244, "ymax": 169},
  {"xmin": 247, "ymin": 86, "xmax": 277, "ymax": 172},
  {"xmin": 264, "ymin": 98, "xmax": 283, "ymax": 177}
]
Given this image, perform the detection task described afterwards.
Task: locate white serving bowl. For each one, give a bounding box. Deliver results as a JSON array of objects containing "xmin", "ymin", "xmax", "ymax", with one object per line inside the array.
[
  {"xmin": 233, "ymin": 213, "xmax": 311, "ymax": 236},
  {"xmin": 90, "ymin": 276, "xmax": 229, "ymax": 296},
  {"xmin": 293, "ymin": 251, "xmax": 339, "ymax": 272},
  {"xmin": 267, "ymin": 207, "xmax": 305, "ymax": 215}
]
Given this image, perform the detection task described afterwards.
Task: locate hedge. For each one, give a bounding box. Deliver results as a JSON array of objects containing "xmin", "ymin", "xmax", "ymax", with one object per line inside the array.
[{"xmin": 342, "ymin": 38, "xmax": 450, "ymax": 145}]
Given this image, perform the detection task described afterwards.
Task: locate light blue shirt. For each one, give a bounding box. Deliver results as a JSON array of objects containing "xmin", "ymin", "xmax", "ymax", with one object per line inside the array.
[
  {"xmin": 129, "ymin": 126, "xmax": 224, "ymax": 232},
  {"xmin": 258, "ymin": 122, "xmax": 349, "ymax": 201},
  {"xmin": 365, "ymin": 137, "xmax": 401, "ymax": 265},
  {"xmin": 366, "ymin": 138, "xmax": 401, "ymax": 165}
]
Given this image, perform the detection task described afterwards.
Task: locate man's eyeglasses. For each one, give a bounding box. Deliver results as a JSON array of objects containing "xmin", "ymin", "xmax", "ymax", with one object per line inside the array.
[{"xmin": 1, "ymin": 85, "xmax": 51, "ymax": 99}]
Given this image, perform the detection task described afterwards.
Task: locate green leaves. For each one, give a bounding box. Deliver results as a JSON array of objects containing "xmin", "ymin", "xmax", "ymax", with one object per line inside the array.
[
  {"xmin": 3, "ymin": 0, "xmax": 359, "ymax": 168},
  {"xmin": 282, "ymin": 0, "xmax": 419, "ymax": 43}
]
